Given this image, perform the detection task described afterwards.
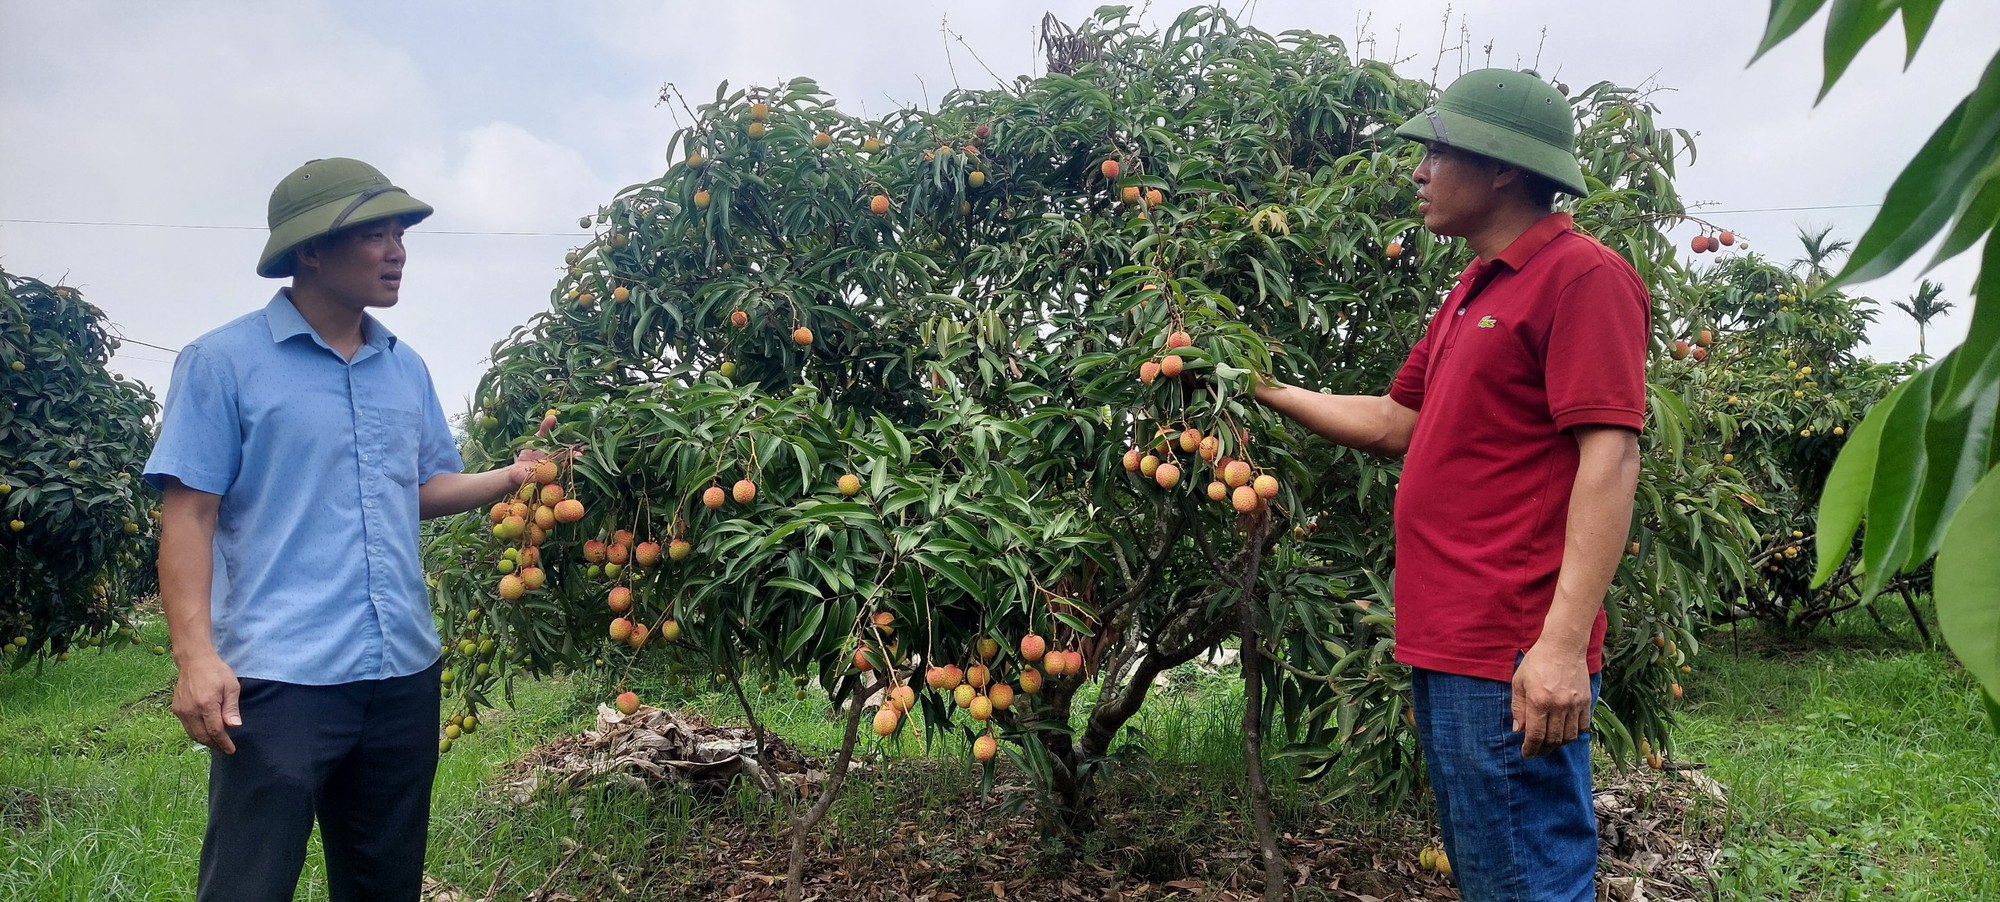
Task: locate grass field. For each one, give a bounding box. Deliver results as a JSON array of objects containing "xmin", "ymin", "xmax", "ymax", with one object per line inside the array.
[
  {"xmin": 3, "ymin": 611, "xmax": 1995, "ymax": 900},
  {"xmin": 1676, "ymin": 618, "xmax": 2000, "ymax": 901}
]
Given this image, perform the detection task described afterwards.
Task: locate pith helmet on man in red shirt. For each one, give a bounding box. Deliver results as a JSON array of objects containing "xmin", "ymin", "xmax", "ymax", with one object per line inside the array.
[{"xmin": 1395, "ymin": 68, "xmax": 1589, "ymax": 198}]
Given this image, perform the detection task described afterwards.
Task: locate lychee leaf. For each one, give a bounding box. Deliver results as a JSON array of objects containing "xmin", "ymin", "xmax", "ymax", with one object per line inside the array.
[
  {"xmin": 781, "ymin": 604, "xmax": 826, "ymax": 660},
  {"xmin": 1051, "ymin": 611, "xmax": 1095, "ymax": 637},
  {"xmin": 915, "ymin": 553, "xmax": 982, "ymax": 600},
  {"xmin": 1837, "ymin": 60, "xmax": 2000, "ymax": 285},
  {"xmin": 766, "ymin": 577, "xmax": 821, "ymax": 599},
  {"xmin": 1905, "ymin": 362, "xmax": 1998, "ymax": 569},
  {"xmin": 1937, "ymin": 217, "xmax": 2000, "ymax": 415},
  {"xmin": 1935, "ymin": 467, "xmax": 2000, "ymax": 722},
  {"xmin": 1816, "ymin": 0, "xmax": 1901, "ymax": 102},
  {"xmin": 1844, "ymin": 361, "xmax": 1935, "ymax": 597}
]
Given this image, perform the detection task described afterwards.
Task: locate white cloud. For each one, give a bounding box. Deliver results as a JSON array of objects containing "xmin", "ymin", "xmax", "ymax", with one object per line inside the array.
[
  {"xmin": 411, "ymin": 123, "xmax": 607, "ymax": 230},
  {"xmin": 381, "ymin": 123, "xmax": 617, "ymax": 412}
]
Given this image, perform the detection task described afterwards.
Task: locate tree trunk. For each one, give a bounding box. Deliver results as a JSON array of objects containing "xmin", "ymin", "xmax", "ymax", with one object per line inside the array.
[
  {"xmin": 724, "ymin": 666, "xmax": 789, "ymax": 812},
  {"xmin": 784, "ymin": 680, "xmax": 872, "ymax": 902},
  {"xmin": 1898, "ymin": 584, "xmax": 1936, "ymax": 647},
  {"xmin": 1048, "ymin": 748, "xmax": 1095, "ymax": 835},
  {"xmin": 1233, "ymin": 519, "xmax": 1285, "ymax": 900},
  {"xmin": 1031, "ymin": 520, "xmax": 1281, "ymax": 840}
]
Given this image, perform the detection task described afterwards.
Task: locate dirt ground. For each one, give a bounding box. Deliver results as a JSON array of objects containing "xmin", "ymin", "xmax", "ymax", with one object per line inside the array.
[{"xmin": 429, "ymin": 708, "xmax": 1721, "ymax": 902}]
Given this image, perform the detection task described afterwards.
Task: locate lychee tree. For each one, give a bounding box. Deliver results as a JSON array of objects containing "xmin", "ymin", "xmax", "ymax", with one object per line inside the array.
[
  {"xmin": 428, "ymin": 8, "xmax": 1750, "ymax": 893},
  {"xmin": 0, "ymin": 268, "xmax": 159, "ymax": 665},
  {"xmin": 1652, "ymin": 247, "xmax": 1915, "ymax": 638}
]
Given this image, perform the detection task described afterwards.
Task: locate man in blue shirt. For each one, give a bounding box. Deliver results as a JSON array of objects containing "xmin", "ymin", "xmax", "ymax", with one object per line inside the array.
[{"xmin": 146, "ymin": 158, "xmax": 551, "ymax": 901}]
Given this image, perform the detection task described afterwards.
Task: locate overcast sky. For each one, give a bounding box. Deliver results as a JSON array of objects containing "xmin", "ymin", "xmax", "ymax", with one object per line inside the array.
[{"xmin": 3, "ymin": 1, "xmax": 1994, "ymax": 414}]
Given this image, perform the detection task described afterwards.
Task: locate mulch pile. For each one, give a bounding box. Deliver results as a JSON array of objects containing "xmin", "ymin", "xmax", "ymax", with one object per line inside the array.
[
  {"xmin": 429, "ymin": 710, "xmax": 1727, "ymax": 902},
  {"xmin": 497, "ymin": 705, "xmax": 818, "ymax": 803},
  {"xmin": 1593, "ymin": 762, "xmax": 1727, "ymax": 902}
]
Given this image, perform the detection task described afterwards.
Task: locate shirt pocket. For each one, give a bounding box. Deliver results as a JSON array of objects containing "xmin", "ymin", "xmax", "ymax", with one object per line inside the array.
[{"xmin": 377, "ymin": 407, "xmax": 426, "ymax": 488}]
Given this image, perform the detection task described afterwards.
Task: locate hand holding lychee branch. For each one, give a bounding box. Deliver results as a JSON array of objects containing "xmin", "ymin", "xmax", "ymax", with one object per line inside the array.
[{"xmin": 504, "ymin": 444, "xmax": 584, "ymax": 493}]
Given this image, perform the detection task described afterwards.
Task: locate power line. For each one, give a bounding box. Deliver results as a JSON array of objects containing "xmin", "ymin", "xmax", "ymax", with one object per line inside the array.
[
  {"xmin": 1691, "ymin": 202, "xmax": 1883, "ymax": 215},
  {"xmin": 0, "ymin": 218, "xmax": 581, "ymax": 238},
  {"xmin": 118, "ymin": 337, "xmax": 182, "ymax": 355}
]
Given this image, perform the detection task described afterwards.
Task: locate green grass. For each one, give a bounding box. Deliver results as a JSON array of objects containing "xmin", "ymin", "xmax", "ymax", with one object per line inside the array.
[
  {"xmin": 6, "ymin": 613, "xmax": 1997, "ymax": 900},
  {"xmin": 0, "ymin": 629, "xmax": 205, "ymax": 901},
  {"xmin": 0, "ymin": 624, "xmax": 596, "ymax": 902},
  {"xmin": 1677, "ymin": 617, "xmax": 2000, "ymax": 900}
]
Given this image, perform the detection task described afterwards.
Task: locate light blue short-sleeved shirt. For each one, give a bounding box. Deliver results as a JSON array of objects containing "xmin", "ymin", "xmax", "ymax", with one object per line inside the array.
[{"xmin": 144, "ymin": 291, "xmax": 463, "ymax": 685}]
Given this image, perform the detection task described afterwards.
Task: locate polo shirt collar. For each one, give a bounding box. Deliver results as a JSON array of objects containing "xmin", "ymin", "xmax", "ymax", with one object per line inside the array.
[
  {"xmin": 1489, "ymin": 212, "xmax": 1576, "ymax": 273},
  {"xmin": 264, "ymin": 290, "xmax": 399, "ymax": 354}
]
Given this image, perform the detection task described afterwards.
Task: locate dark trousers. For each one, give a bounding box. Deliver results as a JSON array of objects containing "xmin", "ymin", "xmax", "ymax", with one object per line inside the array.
[{"xmin": 197, "ymin": 659, "xmax": 442, "ymax": 902}]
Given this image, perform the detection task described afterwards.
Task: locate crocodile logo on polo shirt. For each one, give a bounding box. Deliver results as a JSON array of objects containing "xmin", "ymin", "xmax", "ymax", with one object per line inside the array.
[{"xmin": 1477, "ymin": 315, "xmax": 1498, "ymax": 329}]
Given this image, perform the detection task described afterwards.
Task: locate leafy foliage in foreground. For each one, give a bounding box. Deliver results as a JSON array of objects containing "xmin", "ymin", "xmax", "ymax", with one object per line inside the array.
[{"xmin": 1754, "ymin": 0, "xmax": 2000, "ymax": 723}]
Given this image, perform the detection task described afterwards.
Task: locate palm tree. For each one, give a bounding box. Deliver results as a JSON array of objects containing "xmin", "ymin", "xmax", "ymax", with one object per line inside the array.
[
  {"xmin": 1789, "ymin": 224, "xmax": 1853, "ymax": 287},
  {"xmin": 1893, "ymin": 279, "xmax": 1954, "ymax": 357}
]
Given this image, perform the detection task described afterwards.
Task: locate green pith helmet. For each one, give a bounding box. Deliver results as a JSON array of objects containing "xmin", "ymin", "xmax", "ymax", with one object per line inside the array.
[
  {"xmin": 256, "ymin": 157, "xmax": 433, "ymax": 278},
  {"xmin": 1395, "ymin": 69, "xmax": 1589, "ymax": 197}
]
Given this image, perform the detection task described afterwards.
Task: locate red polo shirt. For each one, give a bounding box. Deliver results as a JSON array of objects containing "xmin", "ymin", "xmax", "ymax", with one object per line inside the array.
[{"xmin": 1387, "ymin": 212, "xmax": 1649, "ymax": 683}]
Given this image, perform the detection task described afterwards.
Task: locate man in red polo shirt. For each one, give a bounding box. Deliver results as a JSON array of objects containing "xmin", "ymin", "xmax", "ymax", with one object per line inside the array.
[{"xmin": 1255, "ymin": 69, "xmax": 1646, "ymax": 901}]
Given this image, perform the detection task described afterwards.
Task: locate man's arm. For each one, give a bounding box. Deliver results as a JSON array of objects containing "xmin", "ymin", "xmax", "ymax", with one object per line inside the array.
[
  {"xmin": 1512, "ymin": 424, "xmax": 1642, "ymax": 757},
  {"xmin": 1253, "ymin": 380, "xmax": 1419, "ymax": 458},
  {"xmin": 417, "ymin": 448, "xmax": 574, "ymax": 520},
  {"xmin": 160, "ymin": 479, "xmax": 239, "ymax": 754},
  {"xmin": 418, "ymin": 464, "xmax": 532, "ymax": 521}
]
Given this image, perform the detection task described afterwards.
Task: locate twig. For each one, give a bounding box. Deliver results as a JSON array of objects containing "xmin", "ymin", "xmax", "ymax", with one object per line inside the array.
[
  {"xmin": 525, "ymin": 846, "xmax": 581, "ymax": 902},
  {"xmin": 478, "ymin": 860, "xmax": 509, "ymax": 902},
  {"xmin": 940, "ymin": 16, "xmax": 961, "ymax": 90},
  {"xmin": 724, "ymin": 664, "xmax": 788, "ymax": 811},
  {"xmin": 1428, "ymin": 5, "xmax": 1454, "ymax": 92},
  {"xmin": 1897, "ymin": 584, "xmax": 1935, "ymax": 647},
  {"xmin": 944, "ymin": 24, "xmax": 1008, "ymax": 88}
]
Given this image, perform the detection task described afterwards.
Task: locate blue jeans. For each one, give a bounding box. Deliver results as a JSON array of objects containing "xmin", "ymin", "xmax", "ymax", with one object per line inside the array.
[{"xmin": 1411, "ymin": 665, "xmax": 1600, "ymax": 902}]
